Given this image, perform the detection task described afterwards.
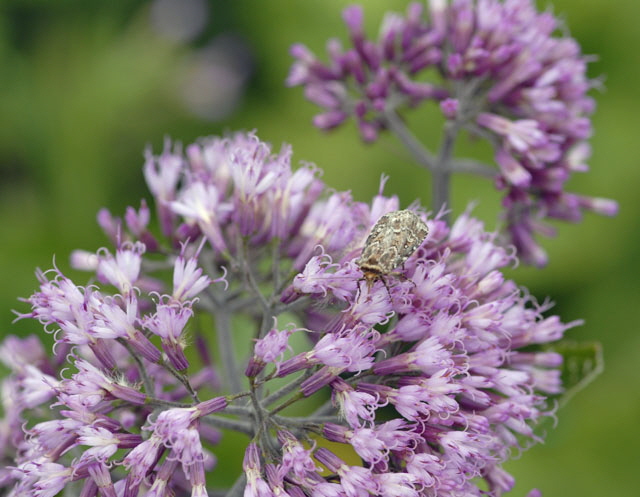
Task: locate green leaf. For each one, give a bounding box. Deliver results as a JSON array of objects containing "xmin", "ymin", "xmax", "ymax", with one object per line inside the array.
[{"xmin": 548, "ymin": 340, "xmax": 604, "ymax": 406}]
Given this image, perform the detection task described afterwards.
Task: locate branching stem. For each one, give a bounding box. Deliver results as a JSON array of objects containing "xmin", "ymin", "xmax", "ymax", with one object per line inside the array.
[
  {"xmin": 117, "ymin": 338, "xmax": 154, "ymax": 396},
  {"xmin": 215, "ymin": 310, "xmax": 244, "ymax": 395},
  {"xmin": 261, "ymin": 371, "xmax": 311, "ymax": 407},
  {"xmin": 201, "ymin": 415, "xmax": 254, "ymax": 436},
  {"xmin": 161, "ymin": 360, "xmax": 201, "ymax": 403},
  {"xmin": 383, "ymin": 110, "xmax": 437, "ymax": 171}
]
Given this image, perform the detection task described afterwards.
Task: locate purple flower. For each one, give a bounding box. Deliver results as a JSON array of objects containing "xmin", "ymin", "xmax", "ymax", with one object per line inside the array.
[
  {"xmin": 288, "ymin": 253, "xmax": 359, "ymax": 302},
  {"xmin": 330, "ymin": 378, "xmax": 378, "ymax": 428},
  {"xmin": 143, "ymin": 138, "xmax": 184, "ymax": 237},
  {"xmin": 122, "ymin": 434, "xmax": 164, "ymax": 485},
  {"xmin": 92, "ymin": 293, "xmax": 161, "ymax": 363},
  {"xmin": 288, "ymin": 0, "xmax": 617, "ymax": 265},
  {"xmin": 76, "ymin": 425, "xmax": 141, "ymax": 462},
  {"xmin": 243, "ymin": 444, "xmax": 274, "ymax": 497},
  {"xmin": 278, "ymin": 430, "xmax": 318, "ymax": 479},
  {"xmin": 18, "ymin": 462, "xmax": 74, "ymax": 497},
  {"xmin": 314, "ymin": 448, "xmax": 378, "ymax": 497},
  {"xmin": 246, "ymin": 321, "xmax": 297, "ymax": 377},
  {"xmin": 21, "ymin": 267, "xmax": 119, "ymax": 369},
  {"xmin": 13, "ymin": 365, "xmax": 58, "ymax": 409},
  {"xmin": 169, "ymin": 181, "xmax": 232, "ymax": 254},
  {"xmin": 145, "ymin": 459, "xmax": 179, "ymax": 497},
  {"xmin": 172, "ymin": 242, "xmax": 218, "ymax": 302},
  {"xmin": 142, "ymin": 302, "xmax": 194, "ymax": 370},
  {"xmin": 0, "ymin": 335, "xmax": 47, "ymax": 371},
  {"xmin": 288, "ymin": 4, "xmax": 445, "ymax": 142},
  {"xmin": 62, "ymin": 359, "xmax": 146, "ymax": 407},
  {"xmin": 96, "ymin": 243, "xmax": 144, "ymax": 295},
  {"xmin": 1, "ymin": 131, "xmax": 581, "ymax": 496},
  {"xmin": 86, "ymin": 461, "xmax": 117, "ymax": 497},
  {"xmin": 375, "ymin": 472, "xmax": 419, "ymax": 497}
]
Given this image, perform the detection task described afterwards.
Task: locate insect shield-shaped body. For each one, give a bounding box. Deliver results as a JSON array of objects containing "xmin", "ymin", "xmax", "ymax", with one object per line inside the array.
[{"xmin": 356, "ymin": 210, "xmax": 429, "ymax": 293}]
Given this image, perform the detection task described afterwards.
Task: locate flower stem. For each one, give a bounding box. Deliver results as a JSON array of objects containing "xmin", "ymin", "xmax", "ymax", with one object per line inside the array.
[
  {"xmin": 261, "ymin": 371, "xmax": 312, "ymax": 407},
  {"xmin": 383, "ymin": 109, "xmax": 454, "ymax": 218},
  {"xmin": 117, "ymin": 338, "xmax": 154, "ymax": 396},
  {"xmin": 161, "ymin": 360, "xmax": 201, "ymax": 403},
  {"xmin": 241, "ymin": 239, "xmax": 270, "ymax": 311},
  {"xmin": 383, "ymin": 110, "xmax": 436, "ymax": 171},
  {"xmin": 201, "ymin": 415, "xmax": 254, "ymax": 436},
  {"xmin": 215, "ymin": 310, "xmax": 244, "ymax": 395},
  {"xmin": 432, "ymin": 122, "xmax": 460, "ymax": 221},
  {"xmin": 145, "ymin": 397, "xmax": 193, "ymax": 408},
  {"xmin": 273, "ymin": 414, "xmax": 340, "ymax": 426},
  {"xmin": 226, "ymin": 392, "xmax": 252, "ymax": 403},
  {"xmin": 451, "ymin": 158, "xmax": 496, "ymax": 177},
  {"xmin": 269, "ymin": 391, "xmax": 305, "ymax": 415}
]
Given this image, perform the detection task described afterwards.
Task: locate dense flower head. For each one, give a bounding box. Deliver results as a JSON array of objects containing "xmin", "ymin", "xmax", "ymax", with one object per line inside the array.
[
  {"xmin": 287, "ymin": 0, "xmax": 617, "ymax": 265},
  {"xmin": 1, "ymin": 131, "xmax": 576, "ymax": 496}
]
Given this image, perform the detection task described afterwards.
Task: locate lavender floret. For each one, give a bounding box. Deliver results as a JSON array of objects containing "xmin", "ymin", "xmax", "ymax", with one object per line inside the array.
[
  {"xmin": 0, "ymin": 131, "xmax": 580, "ymax": 496},
  {"xmin": 288, "ymin": 0, "xmax": 618, "ymax": 265}
]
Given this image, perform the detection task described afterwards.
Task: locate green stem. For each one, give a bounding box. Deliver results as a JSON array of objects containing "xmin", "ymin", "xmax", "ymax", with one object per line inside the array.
[
  {"xmin": 145, "ymin": 397, "xmax": 193, "ymax": 409},
  {"xmin": 432, "ymin": 122, "xmax": 460, "ymax": 221},
  {"xmin": 269, "ymin": 392, "xmax": 305, "ymax": 415},
  {"xmin": 215, "ymin": 310, "xmax": 243, "ymax": 394},
  {"xmin": 161, "ymin": 360, "xmax": 200, "ymax": 403},
  {"xmin": 117, "ymin": 338, "xmax": 154, "ymax": 396},
  {"xmin": 261, "ymin": 371, "xmax": 311, "ymax": 407},
  {"xmin": 241, "ymin": 239, "xmax": 270, "ymax": 311},
  {"xmin": 226, "ymin": 391, "xmax": 252, "ymax": 403},
  {"xmin": 273, "ymin": 414, "xmax": 340, "ymax": 426},
  {"xmin": 451, "ymin": 158, "xmax": 496, "ymax": 177},
  {"xmin": 223, "ymin": 405, "xmax": 254, "ymax": 417},
  {"xmin": 383, "ymin": 110, "xmax": 437, "ymax": 171},
  {"xmin": 201, "ymin": 415, "xmax": 254, "ymax": 436}
]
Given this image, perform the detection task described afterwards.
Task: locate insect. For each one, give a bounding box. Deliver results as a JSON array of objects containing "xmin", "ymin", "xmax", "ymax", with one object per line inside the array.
[{"xmin": 355, "ymin": 209, "xmax": 429, "ymax": 292}]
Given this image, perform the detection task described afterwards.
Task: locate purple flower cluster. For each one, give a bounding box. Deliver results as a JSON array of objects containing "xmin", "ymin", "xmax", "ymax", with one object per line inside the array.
[
  {"xmin": 287, "ymin": 0, "xmax": 617, "ymax": 265},
  {"xmin": 1, "ymin": 132, "xmax": 578, "ymax": 496}
]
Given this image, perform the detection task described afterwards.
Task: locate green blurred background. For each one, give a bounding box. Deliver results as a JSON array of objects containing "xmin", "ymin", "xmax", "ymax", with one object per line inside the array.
[{"xmin": 1, "ymin": 0, "xmax": 638, "ymax": 495}]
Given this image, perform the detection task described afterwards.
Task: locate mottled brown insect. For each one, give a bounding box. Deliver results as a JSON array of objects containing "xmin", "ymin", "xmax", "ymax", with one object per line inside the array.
[{"xmin": 356, "ymin": 209, "xmax": 429, "ymax": 291}]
